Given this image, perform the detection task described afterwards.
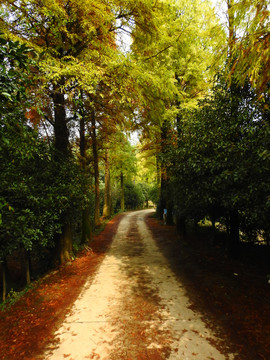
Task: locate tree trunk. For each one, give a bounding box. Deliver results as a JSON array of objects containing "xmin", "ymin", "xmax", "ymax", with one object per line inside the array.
[
  {"xmin": 156, "ymin": 155, "xmax": 161, "ymax": 187},
  {"xmin": 227, "ymin": 0, "xmax": 236, "ymax": 60},
  {"xmin": 80, "ymin": 111, "xmax": 92, "ymax": 244},
  {"xmin": 52, "ymin": 90, "xmax": 69, "ymax": 158},
  {"xmin": 120, "ymin": 172, "xmax": 125, "ymax": 211},
  {"xmin": 266, "ymin": 232, "xmax": 270, "ymax": 247},
  {"xmin": 159, "ymin": 122, "xmax": 167, "ymax": 220},
  {"xmin": 175, "ymin": 74, "xmax": 182, "ymax": 145},
  {"xmin": 59, "ymin": 223, "xmax": 73, "ymax": 264},
  {"xmin": 80, "ymin": 113, "xmax": 86, "ymax": 166},
  {"xmin": 228, "ymin": 208, "xmax": 240, "ymax": 258},
  {"xmin": 81, "ymin": 205, "xmax": 92, "ymax": 244},
  {"xmin": 1, "ymin": 258, "xmax": 7, "ymax": 302},
  {"xmin": 176, "ymin": 216, "xmax": 186, "ymax": 237},
  {"xmin": 159, "ymin": 174, "xmax": 167, "ymax": 221},
  {"xmin": 90, "ymin": 110, "xmax": 100, "ymax": 226},
  {"xmin": 226, "ymin": 2, "xmax": 240, "ymax": 259},
  {"xmin": 25, "ymin": 251, "xmax": 31, "ymax": 285},
  {"xmin": 159, "ymin": 120, "xmax": 172, "ymax": 222},
  {"xmin": 103, "ymin": 149, "xmax": 111, "ymax": 218},
  {"xmin": 166, "ymin": 182, "xmax": 174, "ymax": 225},
  {"xmin": 210, "ymin": 213, "xmax": 217, "ymax": 244},
  {"xmin": 166, "ymin": 201, "xmax": 174, "ymax": 225},
  {"xmin": 52, "ymin": 85, "xmax": 74, "ymax": 263}
]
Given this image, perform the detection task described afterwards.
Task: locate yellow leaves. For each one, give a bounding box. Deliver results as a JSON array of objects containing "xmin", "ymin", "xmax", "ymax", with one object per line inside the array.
[
  {"xmin": 259, "ymin": 9, "xmax": 269, "ymax": 24},
  {"xmin": 38, "ymin": 48, "xmax": 107, "ymax": 94},
  {"xmin": 225, "ymin": 0, "xmax": 270, "ymax": 96},
  {"xmin": 40, "ymin": 0, "xmax": 67, "ymax": 18}
]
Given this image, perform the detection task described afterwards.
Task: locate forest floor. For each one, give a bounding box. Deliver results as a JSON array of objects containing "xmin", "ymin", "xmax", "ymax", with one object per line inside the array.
[{"xmin": 0, "ymin": 210, "xmax": 269, "ymax": 360}]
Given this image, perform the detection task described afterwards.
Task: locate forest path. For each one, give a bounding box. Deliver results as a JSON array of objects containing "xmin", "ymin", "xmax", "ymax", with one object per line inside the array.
[{"xmin": 44, "ymin": 210, "xmax": 234, "ymax": 360}]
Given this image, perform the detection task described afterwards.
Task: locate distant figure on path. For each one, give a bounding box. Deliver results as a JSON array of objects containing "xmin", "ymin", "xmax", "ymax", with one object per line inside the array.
[{"xmin": 163, "ymin": 208, "xmax": 167, "ymax": 225}]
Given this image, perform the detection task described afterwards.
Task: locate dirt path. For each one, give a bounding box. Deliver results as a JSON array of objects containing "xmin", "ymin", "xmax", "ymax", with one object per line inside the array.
[{"xmin": 44, "ymin": 210, "xmax": 235, "ymax": 360}]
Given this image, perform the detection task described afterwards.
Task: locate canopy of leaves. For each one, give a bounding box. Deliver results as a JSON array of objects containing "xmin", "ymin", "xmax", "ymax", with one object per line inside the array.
[
  {"xmin": 227, "ymin": 0, "xmax": 270, "ymax": 96},
  {"xmin": 0, "ymin": 0, "xmax": 269, "ymax": 286},
  {"xmin": 166, "ymin": 75, "xmax": 270, "ymax": 239}
]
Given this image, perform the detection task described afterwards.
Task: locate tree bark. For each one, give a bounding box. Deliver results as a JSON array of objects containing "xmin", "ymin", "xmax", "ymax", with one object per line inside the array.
[
  {"xmin": 156, "ymin": 155, "xmax": 161, "ymax": 187},
  {"xmin": 175, "ymin": 73, "xmax": 182, "ymax": 145},
  {"xmin": 1, "ymin": 258, "xmax": 7, "ymax": 302},
  {"xmin": 174, "ymin": 73, "xmax": 185, "ymax": 229},
  {"xmin": 102, "ymin": 149, "xmax": 111, "ymax": 218},
  {"xmin": 59, "ymin": 223, "xmax": 73, "ymax": 264},
  {"xmin": 80, "ymin": 111, "xmax": 92, "ymax": 244},
  {"xmin": 81, "ymin": 207, "xmax": 92, "ymax": 244},
  {"xmin": 176, "ymin": 216, "xmax": 186, "ymax": 237},
  {"xmin": 120, "ymin": 172, "xmax": 125, "ymax": 211},
  {"xmin": 228, "ymin": 208, "xmax": 240, "ymax": 258},
  {"xmin": 159, "ymin": 120, "xmax": 173, "ymax": 224},
  {"xmin": 227, "ymin": 0, "xmax": 236, "ymax": 60},
  {"xmin": 210, "ymin": 213, "xmax": 217, "ymax": 244},
  {"xmin": 25, "ymin": 251, "xmax": 31, "ymax": 285},
  {"xmin": 90, "ymin": 110, "xmax": 100, "ymax": 226},
  {"xmin": 52, "ymin": 84, "xmax": 73, "ymax": 263},
  {"xmin": 80, "ymin": 114, "xmax": 86, "ymax": 166},
  {"xmin": 159, "ymin": 121, "xmax": 167, "ymax": 220},
  {"xmin": 226, "ymin": 2, "xmax": 240, "ymax": 259},
  {"xmin": 52, "ymin": 90, "xmax": 69, "ymax": 158}
]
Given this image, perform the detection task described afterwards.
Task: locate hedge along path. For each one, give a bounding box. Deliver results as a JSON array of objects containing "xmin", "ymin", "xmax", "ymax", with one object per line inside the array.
[{"xmin": 43, "ymin": 210, "xmax": 235, "ymax": 360}]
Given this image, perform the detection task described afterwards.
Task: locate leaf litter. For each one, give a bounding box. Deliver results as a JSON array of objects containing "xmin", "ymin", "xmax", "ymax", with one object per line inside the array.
[{"xmin": 0, "ymin": 210, "xmax": 269, "ymax": 359}]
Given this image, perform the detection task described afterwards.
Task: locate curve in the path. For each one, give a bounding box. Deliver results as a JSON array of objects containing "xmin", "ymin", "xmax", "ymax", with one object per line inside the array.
[{"xmin": 44, "ymin": 210, "xmax": 235, "ymax": 360}]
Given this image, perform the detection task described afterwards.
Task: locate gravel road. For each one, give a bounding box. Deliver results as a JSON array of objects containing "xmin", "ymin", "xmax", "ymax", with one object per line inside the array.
[{"xmin": 44, "ymin": 210, "xmax": 235, "ymax": 360}]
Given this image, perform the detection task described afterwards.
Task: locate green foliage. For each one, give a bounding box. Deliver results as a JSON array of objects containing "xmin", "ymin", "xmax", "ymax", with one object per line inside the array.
[
  {"xmin": 0, "ymin": 35, "xmax": 93, "ymax": 263},
  {"xmin": 166, "ymin": 74, "xmax": 270, "ymax": 242},
  {"xmin": 149, "ymin": 183, "xmax": 159, "ymax": 205},
  {"xmin": 0, "ymin": 0, "xmax": 268, "ymax": 274},
  {"xmin": 137, "ymin": 183, "xmax": 150, "ymax": 203},
  {"xmin": 111, "ymin": 181, "xmax": 145, "ymax": 211},
  {"xmin": 0, "ymin": 36, "xmax": 34, "ymax": 105},
  {"xmin": 0, "ymin": 36, "xmax": 36, "ymax": 258},
  {"xmin": 0, "ymin": 124, "xmax": 90, "ymax": 258},
  {"xmin": 0, "ymin": 285, "xmax": 33, "ymax": 311},
  {"xmin": 110, "ymin": 132, "xmax": 137, "ymax": 181},
  {"xmin": 123, "ymin": 182, "xmax": 145, "ymax": 210}
]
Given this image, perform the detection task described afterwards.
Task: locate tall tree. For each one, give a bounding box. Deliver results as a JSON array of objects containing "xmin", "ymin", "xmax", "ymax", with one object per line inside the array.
[
  {"xmin": 0, "ymin": 0, "xmax": 111, "ymax": 262},
  {"xmin": 0, "ymin": 0, "xmax": 161, "ymax": 261},
  {"xmin": 226, "ymin": 0, "xmax": 270, "ymax": 96},
  {"xmin": 110, "ymin": 131, "xmax": 137, "ymax": 211},
  {"xmin": 131, "ymin": 0, "xmax": 224, "ymax": 221},
  {"xmin": 0, "ymin": 36, "xmax": 34, "ymax": 299},
  {"xmin": 102, "ymin": 147, "xmax": 111, "ymax": 218}
]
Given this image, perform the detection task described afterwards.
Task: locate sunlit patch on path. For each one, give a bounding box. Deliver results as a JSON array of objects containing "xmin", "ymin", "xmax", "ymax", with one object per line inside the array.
[{"xmin": 44, "ymin": 210, "xmax": 235, "ymax": 360}]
